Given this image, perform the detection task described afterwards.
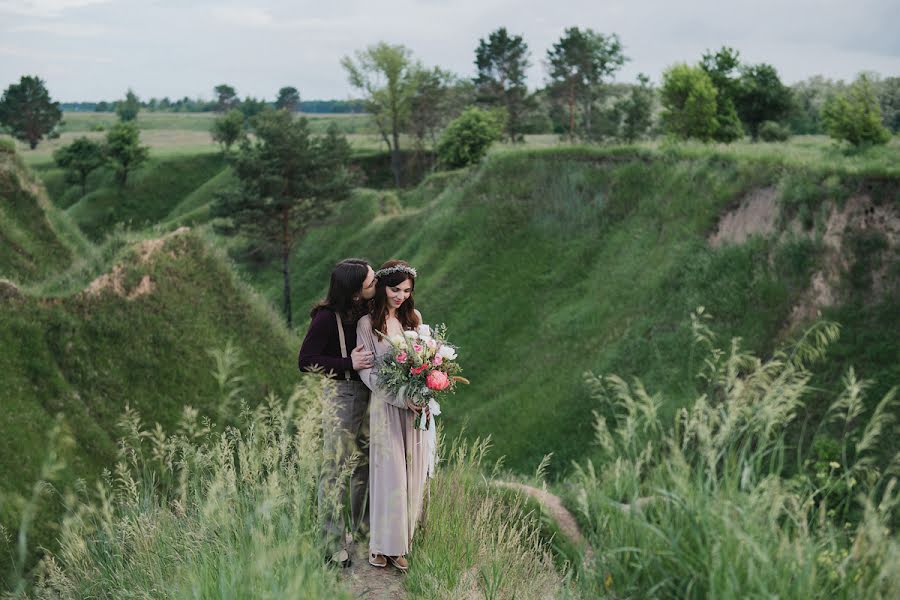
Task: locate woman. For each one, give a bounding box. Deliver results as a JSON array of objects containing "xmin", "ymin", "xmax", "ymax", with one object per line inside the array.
[
  {"xmin": 356, "ymin": 259, "xmax": 428, "ymax": 572},
  {"xmin": 298, "ymin": 258, "xmax": 377, "ymax": 568}
]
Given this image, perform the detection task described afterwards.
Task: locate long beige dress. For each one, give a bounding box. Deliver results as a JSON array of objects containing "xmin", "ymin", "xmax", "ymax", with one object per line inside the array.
[{"xmin": 356, "ymin": 314, "xmax": 429, "ymax": 557}]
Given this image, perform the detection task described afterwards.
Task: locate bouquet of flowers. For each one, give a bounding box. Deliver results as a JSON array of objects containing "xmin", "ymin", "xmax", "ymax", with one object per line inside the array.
[{"xmin": 376, "ymin": 323, "xmax": 467, "ymax": 431}]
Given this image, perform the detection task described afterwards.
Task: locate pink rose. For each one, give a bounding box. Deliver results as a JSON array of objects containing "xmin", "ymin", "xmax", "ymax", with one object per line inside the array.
[
  {"xmin": 410, "ymin": 364, "xmax": 428, "ymax": 375},
  {"xmin": 426, "ymin": 370, "xmax": 450, "ymax": 391},
  {"xmin": 396, "ymin": 352, "xmax": 408, "ymax": 363},
  {"xmin": 432, "ymin": 355, "xmax": 443, "ymax": 366},
  {"xmin": 414, "ymin": 344, "xmax": 423, "ymax": 353}
]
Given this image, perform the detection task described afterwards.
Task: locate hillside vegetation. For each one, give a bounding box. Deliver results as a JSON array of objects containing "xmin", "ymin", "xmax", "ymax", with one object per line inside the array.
[{"xmin": 244, "ymin": 145, "xmax": 899, "ymax": 474}]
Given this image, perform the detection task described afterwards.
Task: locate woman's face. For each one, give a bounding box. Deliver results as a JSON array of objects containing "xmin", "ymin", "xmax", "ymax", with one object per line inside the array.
[
  {"xmin": 385, "ymin": 278, "xmax": 413, "ymax": 310},
  {"xmin": 360, "ymin": 266, "xmax": 377, "ymax": 300}
]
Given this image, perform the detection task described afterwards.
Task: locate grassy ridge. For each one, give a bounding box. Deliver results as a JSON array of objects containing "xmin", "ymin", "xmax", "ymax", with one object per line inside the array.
[{"xmin": 241, "ymin": 146, "xmax": 898, "ymax": 475}]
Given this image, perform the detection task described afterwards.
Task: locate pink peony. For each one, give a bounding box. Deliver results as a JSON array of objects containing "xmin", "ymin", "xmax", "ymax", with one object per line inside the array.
[
  {"xmin": 396, "ymin": 352, "xmax": 408, "ymax": 363},
  {"xmin": 426, "ymin": 370, "xmax": 450, "ymax": 391},
  {"xmin": 414, "ymin": 344, "xmax": 423, "ymax": 353},
  {"xmin": 432, "ymin": 355, "xmax": 444, "ymax": 366}
]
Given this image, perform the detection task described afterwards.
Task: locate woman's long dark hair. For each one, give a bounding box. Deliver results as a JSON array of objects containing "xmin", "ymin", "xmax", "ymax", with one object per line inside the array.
[
  {"xmin": 310, "ymin": 258, "xmax": 371, "ymax": 321},
  {"xmin": 370, "ymin": 259, "xmax": 420, "ymax": 335}
]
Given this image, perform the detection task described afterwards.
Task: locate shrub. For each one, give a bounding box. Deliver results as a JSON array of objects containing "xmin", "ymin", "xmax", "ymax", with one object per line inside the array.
[
  {"xmin": 823, "ymin": 74, "xmax": 892, "ymax": 147},
  {"xmin": 759, "ymin": 120, "xmax": 791, "ymax": 142},
  {"xmin": 437, "ymin": 107, "xmax": 505, "ymax": 169},
  {"xmin": 660, "ymin": 64, "xmax": 719, "ymax": 141}
]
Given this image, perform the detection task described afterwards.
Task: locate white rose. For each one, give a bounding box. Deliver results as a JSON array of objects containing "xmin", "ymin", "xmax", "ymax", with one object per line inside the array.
[
  {"xmin": 403, "ymin": 330, "xmax": 419, "ymax": 339},
  {"xmin": 417, "ymin": 324, "xmax": 432, "ymax": 339},
  {"xmin": 437, "ymin": 345, "xmax": 457, "ymax": 360},
  {"xmin": 389, "ymin": 334, "xmax": 406, "ymax": 347}
]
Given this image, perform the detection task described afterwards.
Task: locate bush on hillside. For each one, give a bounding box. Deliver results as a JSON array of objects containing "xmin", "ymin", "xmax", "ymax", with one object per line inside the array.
[
  {"xmin": 823, "ymin": 74, "xmax": 892, "ymax": 147},
  {"xmin": 660, "ymin": 64, "xmax": 719, "ymax": 141},
  {"xmin": 437, "ymin": 107, "xmax": 505, "ymax": 169},
  {"xmin": 758, "ymin": 120, "xmax": 791, "ymax": 142}
]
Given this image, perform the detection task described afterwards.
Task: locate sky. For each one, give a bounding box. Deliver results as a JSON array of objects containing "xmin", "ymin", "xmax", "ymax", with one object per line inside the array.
[{"xmin": 1, "ymin": 0, "xmax": 899, "ymax": 103}]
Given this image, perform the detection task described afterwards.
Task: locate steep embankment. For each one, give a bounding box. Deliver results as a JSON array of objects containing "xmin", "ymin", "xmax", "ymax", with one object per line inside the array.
[
  {"xmin": 0, "ymin": 152, "xmax": 304, "ymax": 577},
  {"xmin": 246, "ymin": 147, "xmax": 898, "ymax": 474}
]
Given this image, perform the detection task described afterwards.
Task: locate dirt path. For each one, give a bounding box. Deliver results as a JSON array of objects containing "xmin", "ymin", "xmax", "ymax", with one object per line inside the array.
[
  {"xmin": 341, "ymin": 540, "xmax": 407, "ymax": 600},
  {"xmin": 494, "ymin": 481, "xmax": 595, "ymax": 564}
]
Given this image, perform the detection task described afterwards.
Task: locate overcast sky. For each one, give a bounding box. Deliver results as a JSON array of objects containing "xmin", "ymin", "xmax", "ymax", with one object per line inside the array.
[{"xmin": 1, "ymin": 0, "xmax": 898, "ymax": 103}]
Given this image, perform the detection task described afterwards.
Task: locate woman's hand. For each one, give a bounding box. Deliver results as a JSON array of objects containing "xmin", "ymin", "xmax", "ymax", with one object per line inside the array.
[
  {"xmin": 351, "ymin": 344, "xmax": 374, "ymax": 370},
  {"xmin": 406, "ymin": 398, "xmax": 423, "ymax": 413}
]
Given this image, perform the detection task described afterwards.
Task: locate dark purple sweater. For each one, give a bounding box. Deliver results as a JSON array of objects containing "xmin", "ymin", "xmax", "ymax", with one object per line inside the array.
[{"xmin": 297, "ymin": 308, "xmax": 361, "ymax": 381}]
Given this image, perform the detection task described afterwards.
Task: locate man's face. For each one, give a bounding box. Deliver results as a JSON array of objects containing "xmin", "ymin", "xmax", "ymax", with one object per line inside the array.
[{"xmin": 360, "ymin": 266, "xmax": 377, "ymax": 300}]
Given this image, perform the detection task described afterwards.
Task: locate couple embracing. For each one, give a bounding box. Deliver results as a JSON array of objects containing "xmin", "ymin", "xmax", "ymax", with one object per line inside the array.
[{"xmin": 298, "ymin": 258, "xmax": 429, "ymax": 573}]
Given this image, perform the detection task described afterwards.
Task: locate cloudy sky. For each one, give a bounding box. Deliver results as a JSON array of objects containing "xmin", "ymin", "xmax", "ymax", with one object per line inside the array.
[{"xmin": 1, "ymin": 0, "xmax": 898, "ymax": 102}]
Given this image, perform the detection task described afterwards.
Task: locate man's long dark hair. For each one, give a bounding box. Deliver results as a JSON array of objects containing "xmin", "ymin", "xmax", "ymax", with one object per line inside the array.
[
  {"xmin": 310, "ymin": 258, "xmax": 371, "ymax": 321},
  {"xmin": 370, "ymin": 259, "xmax": 420, "ymax": 335}
]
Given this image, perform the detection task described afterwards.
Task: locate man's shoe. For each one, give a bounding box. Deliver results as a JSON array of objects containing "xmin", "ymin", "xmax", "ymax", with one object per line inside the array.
[
  {"xmin": 326, "ymin": 548, "xmax": 352, "ymax": 568},
  {"xmin": 388, "ymin": 555, "xmax": 409, "ymax": 572},
  {"xmin": 368, "ymin": 553, "xmax": 387, "ymax": 568}
]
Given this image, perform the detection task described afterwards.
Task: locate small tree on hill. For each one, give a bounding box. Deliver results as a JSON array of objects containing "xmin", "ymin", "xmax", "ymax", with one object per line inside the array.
[
  {"xmin": 211, "ymin": 110, "xmax": 353, "ymax": 328},
  {"xmin": 735, "ymin": 63, "xmax": 792, "ymax": 139},
  {"xmin": 0, "ymin": 75, "xmax": 61, "ymax": 149},
  {"xmin": 53, "ymin": 136, "xmax": 106, "ymax": 196},
  {"xmin": 474, "ymin": 27, "xmax": 531, "ymax": 141},
  {"xmin": 700, "ymin": 47, "xmax": 744, "ymax": 142},
  {"xmin": 116, "ymin": 89, "xmax": 140, "ymax": 122},
  {"xmin": 214, "ymin": 84, "xmax": 239, "ymax": 112},
  {"xmin": 275, "ymin": 86, "xmax": 301, "ymax": 112},
  {"xmin": 342, "ymin": 42, "xmax": 421, "ymax": 187},
  {"xmin": 211, "ymin": 108, "xmax": 245, "ymax": 153},
  {"xmin": 408, "ymin": 66, "xmax": 459, "ymax": 162},
  {"xmin": 546, "ymin": 28, "xmax": 627, "ymax": 140},
  {"xmin": 617, "ymin": 74, "xmax": 655, "ymax": 142},
  {"xmin": 106, "ymin": 122, "xmax": 148, "ymax": 186},
  {"xmin": 822, "ymin": 74, "xmax": 891, "ymax": 147},
  {"xmin": 239, "ymin": 97, "xmax": 268, "ymax": 120},
  {"xmin": 660, "ymin": 64, "xmax": 718, "ymax": 141},
  {"xmin": 437, "ymin": 107, "xmax": 505, "ymax": 168}
]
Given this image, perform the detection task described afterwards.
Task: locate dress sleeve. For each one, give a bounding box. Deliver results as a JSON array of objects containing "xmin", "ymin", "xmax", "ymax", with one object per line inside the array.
[
  {"xmin": 356, "ymin": 317, "xmax": 408, "ymax": 409},
  {"xmin": 297, "ymin": 311, "xmax": 353, "ymax": 376}
]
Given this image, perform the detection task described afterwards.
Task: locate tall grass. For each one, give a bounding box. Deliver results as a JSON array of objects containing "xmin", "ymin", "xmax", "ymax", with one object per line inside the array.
[{"xmin": 570, "ymin": 309, "xmax": 899, "ymax": 599}]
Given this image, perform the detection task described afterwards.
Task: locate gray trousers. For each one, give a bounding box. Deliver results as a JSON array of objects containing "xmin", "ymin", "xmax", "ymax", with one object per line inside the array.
[{"xmin": 319, "ymin": 379, "xmax": 370, "ymax": 551}]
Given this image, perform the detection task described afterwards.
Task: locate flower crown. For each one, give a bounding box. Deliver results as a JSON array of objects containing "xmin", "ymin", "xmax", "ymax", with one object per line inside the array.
[{"xmin": 375, "ymin": 265, "xmax": 417, "ymax": 280}]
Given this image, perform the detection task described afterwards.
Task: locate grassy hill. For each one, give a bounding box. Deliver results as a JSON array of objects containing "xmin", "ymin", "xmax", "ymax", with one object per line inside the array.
[
  {"xmin": 242, "ymin": 145, "xmax": 899, "ymax": 474},
  {"xmin": 0, "ymin": 149, "xmax": 305, "ymax": 580}
]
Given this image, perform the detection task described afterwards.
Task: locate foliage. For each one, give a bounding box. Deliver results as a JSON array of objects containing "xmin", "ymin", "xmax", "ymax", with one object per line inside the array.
[
  {"xmin": 0, "ymin": 76, "xmax": 62, "ymax": 149},
  {"xmin": 474, "ymin": 27, "xmax": 532, "ymax": 142},
  {"xmin": 238, "ymin": 96, "xmax": 268, "ymax": 120},
  {"xmin": 661, "ymin": 64, "xmax": 719, "ymax": 141},
  {"xmin": 437, "ymin": 107, "xmax": 505, "ymax": 168},
  {"xmin": 546, "ymin": 28, "xmax": 627, "ymax": 141},
  {"xmin": 115, "ymin": 89, "xmax": 140, "ymax": 122},
  {"xmin": 759, "ymin": 120, "xmax": 791, "ymax": 142},
  {"xmin": 104, "ymin": 121, "xmax": 148, "ymax": 186},
  {"xmin": 700, "ymin": 46, "xmax": 745, "ymax": 142},
  {"xmin": 275, "ymin": 86, "xmax": 301, "ymax": 112},
  {"xmin": 213, "ymin": 84, "xmax": 239, "ymax": 112},
  {"xmin": 616, "ymin": 74, "xmax": 654, "ymax": 142},
  {"xmin": 878, "ymin": 76, "xmax": 900, "ymax": 133},
  {"xmin": 210, "ymin": 108, "xmax": 245, "ymax": 152},
  {"xmin": 52, "ymin": 137, "xmax": 106, "ymax": 196},
  {"xmin": 823, "ymin": 75, "xmax": 892, "ymax": 147},
  {"xmin": 407, "ymin": 66, "xmax": 461, "ymax": 157},
  {"xmin": 572, "ymin": 313, "xmax": 899, "ymax": 598},
  {"xmin": 736, "ymin": 63, "xmax": 793, "ymax": 139},
  {"xmin": 211, "ymin": 110, "xmax": 353, "ymax": 327}
]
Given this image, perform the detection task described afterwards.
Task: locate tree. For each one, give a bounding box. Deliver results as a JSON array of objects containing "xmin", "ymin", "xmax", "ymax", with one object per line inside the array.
[
  {"xmin": 660, "ymin": 64, "xmax": 719, "ymax": 141},
  {"xmin": 105, "ymin": 122, "xmax": 148, "ymax": 186},
  {"xmin": 214, "ymin": 84, "xmax": 239, "ymax": 112},
  {"xmin": 878, "ymin": 76, "xmax": 900, "ymax": 133},
  {"xmin": 0, "ymin": 75, "xmax": 62, "ymax": 149},
  {"xmin": 617, "ymin": 74, "xmax": 654, "ymax": 142},
  {"xmin": 735, "ymin": 64, "xmax": 792, "ymax": 139},
  {"xmin": 546, "ymin": 28, "xmax": 626, "ymax": 140},
  {"xmin": 437, "ymin": 107, "xmax": 505, "ymax": 168},
  {"xmin": 212, "ymin": 110, "xmax": 353, "ymax": 328},
  {"xmin": 53, "ymin": 136, "xmax": 106, "ymax": 196},
  {"xmin": 211, "ymin": 108, "xmax": 245, "ymax": 152},
  {"xmin": 408, "ymin": 67, "xmax": 460, "ymax": 161},
  {"xmin": 116, "ymin": 88, "xmax": 140, "ymax": 122},
  {"xmin": 700, "ymin": 47, "xmax": 744, "ymax": 142},
  {"xmin": 822, "ymin": 74, "xmax": 891, "ymax": 147},
  {"xmin": 239, "ymin": 97, "xmax": 268, "ymax": 119},
  {"xmin": 474, "ymin": 27, "xmax": 531, "ymax": 141},
  {"xmin": 275, "ymin": 86, "xmax": 301, "ymax": 112},
  {"xmin": 342, "ymin": 42, "xmax": 421, "ymax": 187}
]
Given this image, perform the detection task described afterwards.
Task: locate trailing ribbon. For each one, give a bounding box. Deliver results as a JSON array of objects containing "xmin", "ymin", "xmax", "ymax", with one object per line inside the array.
[{"xmin": 419, "ymin": 398, "xmax": 441, "ymax": 478}]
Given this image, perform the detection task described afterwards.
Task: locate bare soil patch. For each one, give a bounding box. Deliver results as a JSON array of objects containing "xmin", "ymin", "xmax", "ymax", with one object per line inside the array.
[{"xmin": 709, "ymin": 187, "xmax": 779, "ymax": 248}]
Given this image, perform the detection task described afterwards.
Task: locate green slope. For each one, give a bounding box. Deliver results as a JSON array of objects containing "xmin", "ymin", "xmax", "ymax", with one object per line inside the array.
[{"xmin": 242, "ymin": 146, "xmax": 899, "ymax": 474}]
